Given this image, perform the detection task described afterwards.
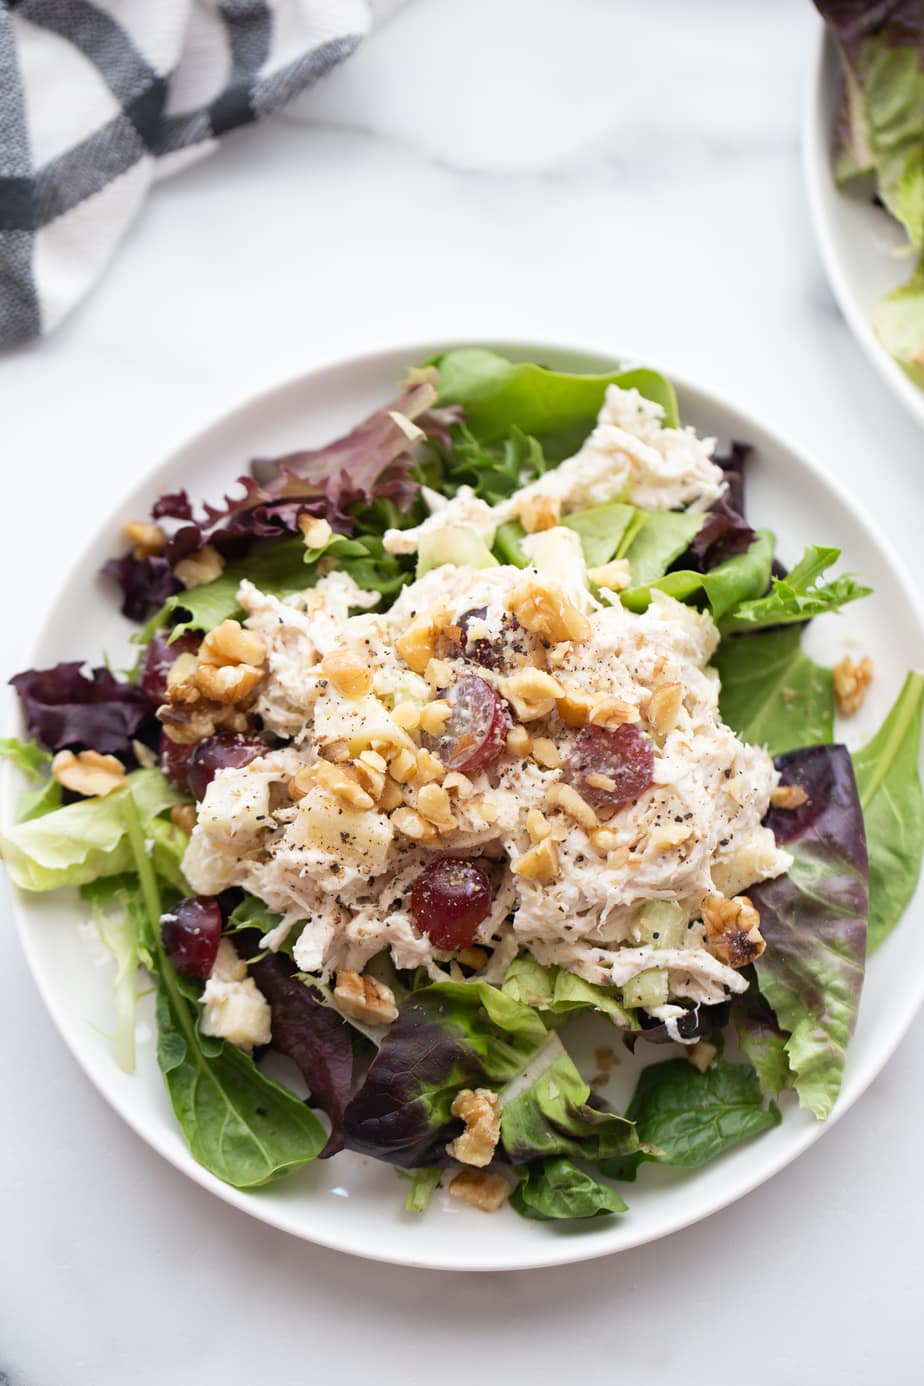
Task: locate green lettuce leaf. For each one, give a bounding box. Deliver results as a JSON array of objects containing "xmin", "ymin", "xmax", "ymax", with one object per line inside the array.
[
  {"xmin": 433, "ymin": 347, "xmax": 679, "ymax": 452},
  {"xmin": 853, "ymin": 670, "xmax": 924, "ymax": 951},
  {"xmin": 621, "ymin": 529, "xmax": 775, "ymax": 624},
  {"xmin": 421, "ymin": 425, "xmax": 549, "ymax": 506},
  {"xmin": 0, "ymin": 769, "xmax": 183, "ymax": 891},
  {"xmin": 623, "ymin": 510, "xmax": 705, "ymax": 586},
  {"xmin": 872, "ymin": 267, "xmax": 924, "ymax": 389},
  {"xmin": 401, "ymin": 1166, "xmax": 443, "ymax": 1213},
  {"xmin": 601, "ymin": 1050, "xmax": 781, "ymax": 1181},
  {"xmin": 712, "ymin": 626, "xmax": 835, "ymax": 755},
  {"xmin": 733, "ymin": 986, "xmax": 794, "ymax": 1100},
  {"xmin": 501, "ymin": 954, "xmax": 636, "ymax": 1029},
  {"xmin": 561, "ymin": 502, "xmax": 646, "ymax": 568},
  {"xmin": 511, "ymin": 1158, "xmax": 627, "ymax": 1222},
  {"xmin": 500, "ymin": 1032, "xmax": 639, "ymax": 1163},
  {"xmin": 720, "ymin": 545, "xmax": 871, "ymax": 633},
  {"xmin": 0, "ymin": 736, "xmax": 64, "ymax": 822}
]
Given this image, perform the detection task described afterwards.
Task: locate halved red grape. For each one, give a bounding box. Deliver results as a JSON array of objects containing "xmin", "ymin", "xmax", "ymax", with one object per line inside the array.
[
  {"xmin": 456, "ymin": 607, "xmax": 521, "ymax": 672},
  {"xmin": 161, "ymin": 895, "xmax": 223, "ymax": 978},
  {"xmin": 139, "ymin": 631, "xmax": 200, "ymax": 705},
  {"xmin": 410, "ymin": 857, "xmax": 492, "ymax": 950},
  {"xmin": 158, "ymin": 729, "xmax": 194, "ymax": 791},
  {"xmin": 187, "ymin": 733, "xmax": 265, "ymax": 801},
  {"xmin": 566, "ymin": 723, "xmax": 654, "ymax": 808},
  {"xmin": 427, "ymin": 674, "xmax": 509, "ymax": 775}
]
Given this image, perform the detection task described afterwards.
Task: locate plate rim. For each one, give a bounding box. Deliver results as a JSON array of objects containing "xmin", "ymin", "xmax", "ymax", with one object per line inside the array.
[
  {"xmin": 802, "ymin": 21, "xmax": 924, "ymax": 430},
  {"xmin": 5, "ymin": 333, "xmax": 924, "ymax": 1272}
]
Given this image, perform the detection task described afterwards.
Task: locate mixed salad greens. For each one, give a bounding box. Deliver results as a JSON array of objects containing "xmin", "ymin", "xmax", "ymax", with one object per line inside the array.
[
  {"xmin": 816, "ymin": 0, "xmax": 924, "ymax": 384},
  {"xmin": 2, "ymin": 347, "xmax": 923, "ymax": 1224}
]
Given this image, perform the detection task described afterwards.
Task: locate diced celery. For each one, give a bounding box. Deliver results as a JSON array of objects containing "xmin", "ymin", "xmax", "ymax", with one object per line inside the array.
[
  {"xmin": 622, "ymin": 968, "xmax": 669, "ymax": 1009},
  {"xmin": 636, "ymin": 900, "xmax": 688, "ymax": 950}
]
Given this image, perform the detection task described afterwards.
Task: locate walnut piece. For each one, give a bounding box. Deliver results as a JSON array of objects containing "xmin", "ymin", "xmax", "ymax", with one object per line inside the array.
[
  {"xmin": 505, "ymin": 725, "xmax": 532, "ymax": 757},
  {"xmin": 297, "ymin": 514, "xmax": 333, "ymax": 549},
  {"xmin": 587, "ymin": 558, "xmax": 631, "ymax": 591},
  {"xmin": 333, "ymin": 971, "xmax": 399, "ymax": 1025},
  {"xmin": 320, "ymin": 645, "xmax": 373, "ymax": 699},
  {"xmin": 687, "ymin": 1040, "xmax": 717, "ymax": 1073},
  {"xmin": 647, "ymin": 682, "xmax": 683, "ymax": 737},
  {"xmin": 51, "ymin": 749, "xmax": 126, "ymax": 797},
  {"xmin": 395, "ymin": 617, "xmax": 439, "ymax": 674},
  {"xmin": 447, "ymin": 1088, "xmax": 502, "ymax": 1167},
  {"xmin": 199, "ymin": 618, "xmax": 267, "ymax": 670},
  {"xmin": 545, "ymin": 780, "xmax": 598, "ymax": 830},
  {"xmin": 589, "ymin": 695, "xmax": 640, "ymax": 728},
  {"xmin": 519, "ymin": 494, "xmax": 561, "ymax": 534},
  {"xmin": 556, "ymin": 688, "xmax": 595, "ymax": 727},
  {"xmin": 123, "ymin": 519, "xmax": 166, "ymax": 559},
  {"xmin": 834, "ymin": 655, "xmax": 873, "ymax": 716},
  {"xmin": 170, "ymin": 803, "xmax": 198, "ymax": 835},
  {"xmin": 769, "ymin": 783, "xmax": 809, "ymax": 810},
  {"xmin": 499, "ymin": 668, "xmax": 564, "ymax": 721},
  {"xmin": 511, "ymin": 835, "xmax": 559, "ymax": 883},
  {"xmin": 702, "ymin": 894, "xmax": 765, "ymax": 968},
  {"xmin": 173, "ymin": 544, "xmax": 225, "ymax": 588},
  {"xmin": 193, "ymin": 661, "xmax": 264, "ymax": 705},
  {"xmin": 508, "ymin": 577, "xmax": 591, "ymax": 644},
  {"xmin": 419, "ymin": 699, "xmax": 453, "ymax": 734},
  {"xmin": 531, "ymin": 736, "xmax": 561, "ymax": 769},
  {"xmin": 391, "ymin": 805, "xmax": 438, "ymax": 842},
  {"xmin": 449, "ymin": 1169, "xmax": 511, "ymax": 1213}
]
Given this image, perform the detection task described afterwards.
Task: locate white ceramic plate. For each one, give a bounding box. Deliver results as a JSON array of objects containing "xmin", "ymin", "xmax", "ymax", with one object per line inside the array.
[
  {"xmin": 804, "ymin": 24, "xmax": 924, "ymax": 429},
  {"xmin": 4, "ymin": 339, "xmax": 924, "ymax": 1272}
]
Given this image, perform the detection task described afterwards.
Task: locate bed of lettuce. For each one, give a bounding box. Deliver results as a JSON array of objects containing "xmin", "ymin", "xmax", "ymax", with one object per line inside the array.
[
  {"xmin": 2, "ymin": 347, "xmax": 923, "ymax": 1222},
  {"xmin": 815, "ymin": 1, "xmax": 924, "ymax": 387}
]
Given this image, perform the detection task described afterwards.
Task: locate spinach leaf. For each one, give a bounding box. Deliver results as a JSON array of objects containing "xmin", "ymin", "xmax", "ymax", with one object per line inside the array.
[
  {"xmin": 750, "ymin": 744, "xmax": 868, "ymax": 1120},
  {"xmin": 853, "ymin": 671, "xmax": 924, "ymax": 952},
  {"xmin": 500, "ymin": 1033, "xmax": 639, "ymax": 1164},
  {"xmin": 721, "ymin": 545, "xmax": 871, "ymax": 633},
  {"xmin": 121, "ymin": 795, "xmax": 327, "ymax": 1188},
  {"xmin": 433, "ymin": 347, "xmax": 679, "ymax": 449},
  {"xmin": 156, "ymin": 980, "xmax": 327, "ymax": 1187},
  {"xmin": 601, "ymin": 1051, "xmax": 781, "ymax": 1181},
  {"xmin": 560, "ymin": 503, "xmax": 645, "ymax": 569},
  {"xmin": 623, "ymin": 510, "xmax": 705, "ymax": 585},
  {"xmin": 621, "ymin": 529, "xmax": 775, "ymax": 624},
  {"xmin": 712, "ymin": 626, "xmax": 835, "ymax": 756},
  {"xmin": 511, "ymin": 1158, "xmax": 628, "ymax": 1222}
]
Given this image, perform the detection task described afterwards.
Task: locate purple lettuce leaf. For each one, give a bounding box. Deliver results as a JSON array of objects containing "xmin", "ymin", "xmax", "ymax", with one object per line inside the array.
[
  {"xmin": 10, "ymin": 662, "xmax": 153, "ymax": 760},
  {"xmin": 234, "ymin": 931, "xmax": 356, "ymax": 1158},
  {"xmin": 684, "ymin": 441, "xmax": 755, "ymax": 572},
  {"xmin": 747, "ymin": 744, "xmax": 869, "ymax": 1119},
  {"xmin": 101, "ymin": 554, "xmax": 181, "ymax": 622}
]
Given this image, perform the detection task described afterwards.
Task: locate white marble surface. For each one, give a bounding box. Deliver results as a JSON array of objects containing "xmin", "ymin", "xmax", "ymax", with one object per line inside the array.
[{"xmin": 2, "ymin": 1, "xmax": 923, "ymax": 1381}]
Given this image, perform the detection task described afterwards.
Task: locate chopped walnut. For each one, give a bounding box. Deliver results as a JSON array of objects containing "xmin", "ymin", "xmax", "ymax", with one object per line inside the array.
[
  {"xmin": 770, "ymin": 783, "xmax": 809, "ymax": 810},
  {"xmin": 320, "ymin": 646, "xmax": 373, "ymax": 699},
  {"xmin": 51, "ymin": 749, "xmax": 126, "ymax": 797},
  {"xmin": 389, "ymin": 747, "xmax": 419, "ymax": 784},
  {"xmin": 508, "ymin": 577, "xmax": 591, "ymax": 644},
  {"xmin": 545, "ymin": 780, "xmax": 598, "ymax": 830},
  {"xmin": 199, "ymin": 619, "xmax": 267, "ymax": 669},
  {"xmin": 499, "ymin": 668, "xmax": 564, "ymax": 721},
  {"xmin": 531, "ymin": 736, "xmax": 561, "ymax": 769},
  {"xmin": 416, "ymin": 782, "xmax": 457, "ymax": 832},
  {"xmin": 157, "ymin": 700, "xmax": 249, "ymax": 744},
  {"xmin": 419, "ymin": 699, "xmax": 453, "ymax": 734},
  {"xmin": 391, "ymin": 701, "xmax": 421, "ymax": 732},
  {"xmin": 424, "ymin": 657, "xmax": 454, "ymax": 692},
  {"xmin": 395, "ymin": 617, "xmax": 439, "ymax": 674},
  {"xmin": 834, "ymin": 655, "xmax": 873, "ymax": 716},
  {"xmin": 173, "ymin": 544, "xmax": 225, "ymax": 588},
  {"xmin": 391, "ymin": 805, "xmax": 438, "ymax": 842},
  {"xmin": 313, "ymin": 760, "xmax": 375, "ymax": 810},
  {"xmin": 193, "ymin": 661, "xmax": 264, "ymax": 705},
  {"xmin": 556, "ymin": 688, "xmax": 595, "ymax": 727},
  {"xmin": 378, "ymin": 778, "xmax": 405, "ymax": 812},
  {"xmin": 449, "ymin": 1169, "xmax": 511, "ymax": 1213},
  {"xmin": 333, "ymin": 970, "xmax": 399, "ymax": 1025},
  {"xmin": 587, "ymin": 558, "xmax": 631, "ymax": 591},
  {"xmin": 519, "ymin": 494, "xmax": 560, "ymax": 534},
  {"xmin": 297, "ymin": 514, "xmax": 333, "ymax": 549},
  {"xmin": 650, "ymin": 821, "xmax": 693, "ymax": 851},
  {"xmin": 170, "ymin": 803, "xmax": 198, "ymax": 835},
  {"xmin": 526, "ymin": 807, "xmax": 552, "ymax": 843},
  {"xmin": 589, "ymin": 696, "xmax": 640, "ymax": 728},
  {"xmin": 457, "ymin": 946, "xmax": 489, "ymax": 970},
  {"xmin": 505, "ymin": 724, "xmax": 533, "ymax": 756},
  {"xmin": 447, "ymin": 1088, "xmax": 502, "ymax": 1167},
  {"xmin": 414, "ymin": 748, "xmax": 445, "ymax": 784},
  {"xmin": 123, "ymin": 519, "xmax": 166, "ymax": 559},
  {"xmin": 511, "ymin": 835, "xmax": 559, "ymax": 883},
  {"xmin": 701, "ymin": 894, "xmax": 765, "ymax": 968},
  {"xmin": 687, "ymin": 1040, "xmax": 717, "ymax": 1073},
  {"xmin": 647, "ymin": 682, "xmax": 683, "ymax": 737}
]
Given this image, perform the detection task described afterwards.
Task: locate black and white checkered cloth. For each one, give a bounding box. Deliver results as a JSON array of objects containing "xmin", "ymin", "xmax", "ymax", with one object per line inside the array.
[{"xmin": 0, "ymin": 1, "xmax": 379, "ymax": 346}]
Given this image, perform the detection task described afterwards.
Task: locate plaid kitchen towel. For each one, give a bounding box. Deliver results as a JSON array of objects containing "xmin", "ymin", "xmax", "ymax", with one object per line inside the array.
[{"xmin": 0, "ymin": 0, "xmax": 378, "ymax": 346}]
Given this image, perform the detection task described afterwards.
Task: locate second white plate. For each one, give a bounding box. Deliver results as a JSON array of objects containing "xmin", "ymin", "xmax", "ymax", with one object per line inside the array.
[{"xmin": 804, "ymin": 24, "xmax": 924, "ymax": 429}]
